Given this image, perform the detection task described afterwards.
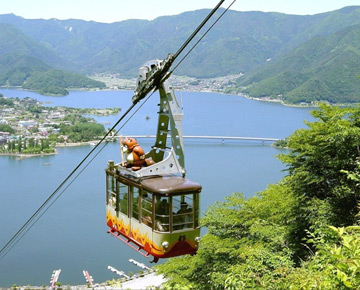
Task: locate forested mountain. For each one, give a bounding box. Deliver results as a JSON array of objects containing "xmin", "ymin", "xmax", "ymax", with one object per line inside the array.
[
  {"xmin": 0, "ymin": 23, "xmax": 70, "ymax": 69},
  {"xmin": 0, "ymin": 54, "xmax": 50, "ymax": 86},
  {"xmin": 0, "ymin": 23, "xmax": 105, "ymax": 94},
  {"xmin": 0, "ymin": 6, "xmax": 360, "ymax": 100},
  {"xmin": 1, "ymin": 7, "xmax": 360, "ymax": 77},
  {"xmin": 236, "ymin": 23, "xmax": 360, "ymax": 104}
]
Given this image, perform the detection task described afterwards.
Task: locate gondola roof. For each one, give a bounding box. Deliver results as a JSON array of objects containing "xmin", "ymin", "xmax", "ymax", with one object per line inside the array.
[{"xmin": 140, "ymin": 176, "xmax": 202, "ymax": 195}]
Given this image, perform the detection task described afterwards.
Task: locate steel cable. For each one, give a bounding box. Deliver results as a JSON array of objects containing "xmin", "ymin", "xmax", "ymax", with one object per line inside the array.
[{"xmin": 0, "ymin": 0, "xmax": 236, "ymax": 261}]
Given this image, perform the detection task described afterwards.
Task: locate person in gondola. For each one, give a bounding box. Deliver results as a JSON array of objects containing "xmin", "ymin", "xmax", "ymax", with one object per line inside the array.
[
  {"xmin": 174, "ymin": 202, "xmax": 192, "ymax": 230},
  {"xmin": 155, "ymin": 196, "xmax": 169, "ymax": 231}
]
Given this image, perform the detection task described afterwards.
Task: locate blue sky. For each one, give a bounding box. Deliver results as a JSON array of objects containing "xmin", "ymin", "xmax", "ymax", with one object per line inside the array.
[{"xmin": 1, "ymin": 0, "xmax": 360, "ymax": 23}]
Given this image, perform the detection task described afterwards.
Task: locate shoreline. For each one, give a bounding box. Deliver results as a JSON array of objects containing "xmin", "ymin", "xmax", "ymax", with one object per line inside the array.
[
  {"xmin": 90, "ymin": 74, "xmax": 320, "ymax": 108},
  {"xmin": 55, "ymin": 141, "xmax": 101, "ymax": 147},
  {"xmin": 0, "ymin": 151, "xmax": 58, "ymax": 160},
  {"xmin": 0, "ymin": 83, "xmax": 337, "ymax": 109},
  {"xmin": 0, "ymin": 141, "xmax": 105, "ymax": 159},
  {"xmin": 2, "ymin": 80, "xmax": 358, "ymax": 108}
]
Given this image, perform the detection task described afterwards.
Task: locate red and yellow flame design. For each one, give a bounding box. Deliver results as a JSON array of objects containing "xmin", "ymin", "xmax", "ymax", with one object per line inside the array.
[{"xmin": 106, "ymin": 210, "xmax": 198, "ymax": 259}]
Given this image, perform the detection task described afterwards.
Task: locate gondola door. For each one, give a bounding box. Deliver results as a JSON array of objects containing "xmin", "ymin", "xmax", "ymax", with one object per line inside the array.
[
  {"xmin": 128, "ymin": 185, "xmax": 153, "ymax": 254},
  {"xmin": 129, "ymin": 185, "xmax": 140, "ymax": 242}
]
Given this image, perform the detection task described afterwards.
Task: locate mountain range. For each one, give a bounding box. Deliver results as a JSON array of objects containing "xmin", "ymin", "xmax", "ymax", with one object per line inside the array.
[
  {"xmin": 236, "ymin": 23, "xmax": 360, "ymax": 104},
  {"xmin": 0, "ymin": 6, "xmax": 359, "ymax": 102}
]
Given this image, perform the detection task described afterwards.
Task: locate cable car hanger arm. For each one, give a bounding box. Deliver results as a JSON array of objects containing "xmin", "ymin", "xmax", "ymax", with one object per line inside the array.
[
  {"xmin": 132, "ymin": 0, "xmax": 226, "ymax": 105},
  {"xmin": 0, "ymin": 0, "xmax": 230, "ymax": 262}
]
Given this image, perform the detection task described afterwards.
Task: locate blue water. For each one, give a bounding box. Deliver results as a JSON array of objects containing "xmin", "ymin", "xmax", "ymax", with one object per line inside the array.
[{"xmin": 0, "ymin": 89, "xmax": 313, "ymax": 286}]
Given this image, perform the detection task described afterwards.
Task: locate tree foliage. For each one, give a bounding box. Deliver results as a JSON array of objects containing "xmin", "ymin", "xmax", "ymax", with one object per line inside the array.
[
  {"xmin": 278, "ymin": 104, "xmax": 360, "ymax": 259},
  {"xmin": 2, "ymin": 9, "xmax": 360, "ymax": 102},
  {"xmin": 0, "ymin": 124, "xmax": 15, "ymax": 133},
  {"xmin": 157, "ymin": 104, "xmax": 360, "ymax": 289},
  {"xmin": 22, "ymin": 69, "xmax": 105, "ymax": 96},
  {"xmin": 1, "ymin": 137, "xmax": 55, "ymax": 154},
  {"xmin": 237, "ymin": 24, "xmax": 360, "ymax": 104},
  {"xmin": 60, "ymin": 121, "xmax": 105, "ymax": 142},
  {"xmin": 157, "ymin": 184, "xmax": 297, "ymax": 289}
]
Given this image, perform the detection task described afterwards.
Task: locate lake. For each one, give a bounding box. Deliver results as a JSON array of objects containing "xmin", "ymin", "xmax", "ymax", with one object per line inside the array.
[{"xmin": 0, "ymin": 89, "xmax": 313, "ymax": 287}]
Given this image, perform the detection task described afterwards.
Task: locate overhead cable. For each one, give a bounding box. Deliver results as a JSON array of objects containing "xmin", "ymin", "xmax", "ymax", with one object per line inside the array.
[{"xmin": 0, "ymin": 0, "xmax": 236, "ymax": 261}]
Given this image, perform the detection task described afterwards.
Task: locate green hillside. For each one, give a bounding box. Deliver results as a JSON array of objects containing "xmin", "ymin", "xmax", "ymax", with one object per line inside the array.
[
  {"xmin": 0, "ymin": 23, "xmax": 105, "ymax": 95},
  {"xmin": 0, "ymin": 8, "xmax": 360, "ymax": 100},
  {"xmin": 0, "ymin": 23, "xmax": 71, "ymax": 69},
  {"xmin": 22, "ymin": 69, "xmax": 106, "ymax": 95},
  {"xmin": 236, "ymin": 24, "xmax": 360, "ymax": 104},
  {"xmin": 0, "ymin": 54, "xmax": 50, "ymax": 86},
  {"xmin": 1, "ymin": 7, "xmax": 360, "ymax": 78}
]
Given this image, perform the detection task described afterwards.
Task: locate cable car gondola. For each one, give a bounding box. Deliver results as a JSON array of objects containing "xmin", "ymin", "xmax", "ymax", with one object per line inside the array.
[{"xmin": 105, "ymin": 59, "xmax": 202, "ymax": 262}]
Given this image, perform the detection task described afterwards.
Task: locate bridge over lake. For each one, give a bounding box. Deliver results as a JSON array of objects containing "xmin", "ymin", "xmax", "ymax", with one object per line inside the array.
[{"xmin": 117, "ymin": 135, "xmax": 280, "ymax": 143}]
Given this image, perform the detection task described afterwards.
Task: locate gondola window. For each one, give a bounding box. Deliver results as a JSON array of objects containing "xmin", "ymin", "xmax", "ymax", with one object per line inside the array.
[
  {"xmin": 142, "ymin": 191, "xmax": 152, "ymax": 227},
  {"xmin": 107, "ymin": 175, "xmax": 117, "ymax": 208},
  {"xmin": 132, "ymin": 186, "xmax": 140, "ymax": 220},
  {"xmin": 172, "ymin": 194, "xmax": 194, "ymax": 231},
  {"xmin": 155, "ymin": 195, "xmax": 170, "ymax": 232},
  {"xmin": 119, "ymin": 182, "xmax": 128, "ymax": 215}
]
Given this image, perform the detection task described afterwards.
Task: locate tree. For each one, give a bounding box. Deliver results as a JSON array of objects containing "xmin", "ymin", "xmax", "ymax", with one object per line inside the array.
[
  {"xmin": 60, "ymin": 122, "xmax": 105, "ymax": 142},
  {"xmin": 278, "ymin": 104, "xmax": 360, "ymax": 259},
  {"xmin": 157, "ymin": 183, "xmax": 297, "ymax": 289},
  {"xmin": 281, "ymin": 225, "xmax": 360, "ymax": 289},
  {"xmin": 17, "ymin": 137, "xmax": 22, "ymax": 152},
  {"xmin": 0, "ymin": 124, "xmax": 15, "ymax": 134},
  {"xmin": 28, "ymin": 138, "xmax": 35, "ymax": 148},
  {"xmin": 9, "ymin": 140, "xmax": 16, "ymax": 152},
  {"xmin": 157, "ymin": 104, "xmax": 360, "ymax": 288}
]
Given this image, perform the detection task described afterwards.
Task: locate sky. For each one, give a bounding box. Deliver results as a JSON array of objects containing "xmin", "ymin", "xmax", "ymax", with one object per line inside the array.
[{"xmin": 1, "ymin": 0, "xmax": 360, "ymax": 23}]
